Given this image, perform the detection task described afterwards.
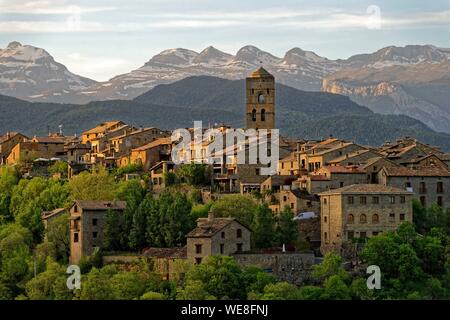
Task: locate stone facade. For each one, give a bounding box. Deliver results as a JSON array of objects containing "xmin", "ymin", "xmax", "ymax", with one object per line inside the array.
[
  {"xmin": 0, "ymin": 132, "xmax": 28, "ymax": 164},
  {"xmin": 233, "ymin": 252, "xmax": 315, "ymax": 285},
  {"xmin": 245, "ymin": 67, "xmax": 275, "ymax": 130},
  {"xmin": 319, "ymin": 184, "xmax": 413, "ymax": 255},
  {"xmin": 186, "ymin": 212, "xmax": 251, "ymax": 264},
  {"xmin": 378, "ymin": 166, "xmax": 450, "ymax": 208},
  {"xmin": 69, "ymin": 200, "xmax": 127, "ymax": 264}
]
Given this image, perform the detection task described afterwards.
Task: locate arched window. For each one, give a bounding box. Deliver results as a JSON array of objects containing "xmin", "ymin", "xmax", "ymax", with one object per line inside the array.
[
  {"xmin": 360, "ymin": 214, "xmax": 367, "ymax": 223},
  {"xmin": 251, "ymin": 109, "xmax": 256, "ymax": 121},
  {"xmin": 261, "ymin": 109, "xmax": 266, "ymax": 121},
  {"xmin": 348, "ymin": 214, "xmax": 354, "ymax": 224},
  {"xmin": 372, "ymin": 214, "xmax": 379, "ymax": 223},
  {"xmin": 258, "ymin": 94, "xmax": 265, "ymax": 104}
]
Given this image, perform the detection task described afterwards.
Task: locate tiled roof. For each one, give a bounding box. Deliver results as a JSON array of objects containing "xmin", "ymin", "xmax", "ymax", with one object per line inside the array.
[
  {"xmin": 73, "ymin": 200, "xmax": 127, "ymax": 211},
  {"xmin": 263, "ymin": 175, "xmax": 297, "ymax": 186},
  {"xmin": 134, "ymin": 137, "xmax": 172, "ymax": 151},
  {"xmin": 142, "ymin": 247, "xmax": 187, "ymax": 259},
  {"xmin": 0, "ymin": 132, "xmax": 24, "ymax": 144},
  {"xmin": 250, "ymin": 67, "xmax": 273, "ymax": 78},
  {"xmin": 321, "ymin": 165, "xmax": 365, "ymax": 174},
  {"xmin": 319, "ymin": 184, "xmax": 411, "ymax": 195},
  {"xmin": 382, "ymin": 166, "xmax": 450, "ymax": 177},
  {"xmin": 187, "ymin": 217, "xmax": 247, "ymax": 238},
  {"xmin": 41, "ymin": 208, "xmax": 66, "ymax": 219},
  {"xmin": 280, "ymin": 153, "xmax": 296, "ymax": 162},
  {"xmin": 308, "ymin": 175, "xmax": 330, "ymax": 181},
  {"xmin": 82, "ymin": 121, "xmax": 123, "ymax": 135},
  {"xmin": 33, "ymin": 136, "xmax": 65, "ymax": 144},
  {"xmin": 438, "ymin": 154, "xmax": 450, "ymax": 161}
]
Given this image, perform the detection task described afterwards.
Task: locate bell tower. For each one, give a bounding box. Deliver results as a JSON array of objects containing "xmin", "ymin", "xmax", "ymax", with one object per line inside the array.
[{"xmin": 245, "ymin": 67, "xmax": 275, "ymax": 130}]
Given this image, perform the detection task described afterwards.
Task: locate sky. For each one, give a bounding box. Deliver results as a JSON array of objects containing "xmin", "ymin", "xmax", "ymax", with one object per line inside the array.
[{"xmin": 1, "ymin": 0, "xmax": 450, "ymax": 81}]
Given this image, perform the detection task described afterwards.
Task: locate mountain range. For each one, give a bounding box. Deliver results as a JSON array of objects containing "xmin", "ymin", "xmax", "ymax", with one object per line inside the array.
[
  {"xmin": 1, "ymin": 75, "xmax": 450, "ymax": 151},
  {"xmin": 1, "ymin": 41, "xmax": 449, "ymax": 133}
]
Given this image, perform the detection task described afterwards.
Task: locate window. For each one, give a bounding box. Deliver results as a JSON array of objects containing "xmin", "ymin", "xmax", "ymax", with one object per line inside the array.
[
  {"xmin": 221, "ymin": 232, "xmax": 225, "ymax": 239},
  {"xmin": 258, "ymin": 94, "xmax": 265, "ymax": 104},
  {"xmin": 74, "ymin": 205, "xmax": 78, "ymax": 213},
  {"xmin": 290, "ymin": 203, "xmax": 294, "ymax": 209},
  {"xmin": 195, "ymin": 258, "xmax": 202, "ymax": 265},
  {"xmin": 360, "ymin": 214, "xmax": 367, "ymax": 223},
  {"xmin": 347, "ymin": 196, "xmax": 354, "ymax": 204},
  {"xmin": 340, "ymin": 182, "xmax": 344, "ymax": 188},
  {"xmin": 360, "ymin": 232, "xmax": 367, "ymax": 239},
  {"xmin": 73, "ymin": 233, "xmax": 79, "ymax": 243},
  {"xmin": 405, "ymin": 181, "xmax": 412, "ymax": 188},
  {"xmin": 347, "ymin": 231, "xmax": 354, "ymax": 240},
  {"xmin": 389, "ymin": 213, "xmax": 395, "ymax": 222},
  {"xmin": 261, "ymin": 109, "xmax": 266, "ymax": 121},
  {"xmin": 347, "ymin": 214, "xmax": 354, "ymax": 224},
  {"xmin": 92, "ymin": 218, "xmax": 98, "ymax": 226},
  {"xmin": 360, "ymin": 196, "xmax": 367, "ymax": 205},
  {"xmin": 92, "ymin": 232, "xmax": 98, "ymax": 239},
  {"xmin": 267, "ymin": 88, "xmax": 270, "ymax": 95},
  {"xmin": 372, "ymin": 231, "xmax": 379, "ymax": 236},
  {"xmin": 220, "ymin": 244, "xmax": 224, "ymax": 254},
  {"xmin": 324, "ymin": 232, "xmax": 328, "ymax": 242},
  {"xmin": 372, "ymin": 214, "xmax": 379, "ymax": 223},
  {"xmin": 390, "ymin": 196, "xmax": 395, "ymax": 204},
  {"xmin": 324, "ymin": 216, "xmax": 328, "ymax": 223},
  {"xmin": 437, "ymin": 182, "xmax": 444, "ymax": 193},
  {"xmin": 419, "ymin": 182, "xmax": 427, "ymax": 193},
  {"xmin": 437, "ymin": 196, "xmax": 443, "ymax": 207},
  {"xmin": 372, "ymin": 196, "xmax": 379, "ymax": 204},
  {"xmin": 400, "ymin": 213, "xmax": 405, "ymax": 221},
  {"xmin": 251, "ymin": 109, "xmax": 257, "ymax": 121},
  {"xmin": 420, "ymin": 196, "xmax": 426, "ymax": 207},
  {"xmin": 237, "ymin": 229, "xmax": 242, "ymax": 238},
  {"xmin": 236, "ymin": 243, "xmax": 243, "ymax": 252},
  {"xmin": 195, "ymin": 244, "xmax": 202, "ymax": 254},
  {"xmin": 283, "ymin": 196, "xmax": 287, "ymax": 201},
  {"xmin": 400, "ymin": 196, "xmax": 406, "ymax": 204}
]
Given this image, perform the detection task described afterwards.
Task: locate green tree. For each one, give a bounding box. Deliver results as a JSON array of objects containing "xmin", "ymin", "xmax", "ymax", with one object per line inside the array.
[
  {"xmin": 252, "ymin": 204, "xmax": 275, "ymax": 248},
  {"xmin": 242, "ymin": 266, "xmax": 276, "ymax": 295},
  {"xmin": 274, "ymin": 206, "xmax": 298, "ymax": 246},
  {"xmin": 104, "ymin": 210, "xmax": 127, "ymax": 251},
  {"xmin": 211, "ymin": 194, "xmax": 257, "ymax": 227},
  {"xmin": 48, "ymin": 161, "xmax": 68, "ymax": 178},
  {"xmin": 78, "ymin": 265, "xmax": 118, "ymax": 300},
  {"xmin": 321, "ymin": 275, "xmax": 351, "ymax": 300},
  {"xmin": 176, "ymin": 164, "xmax": 211, "ymax": 186},
  {"xmin": 183, "ymin": 256, "xmax": 246, "ymax": 300},
  {"xmin": 176, "ymin": 280, "xmax": 216, "ymax": 300},
  {"xmin": 68, "ymin": 166, "xmax": 117, "ymax": 201},
  {"xmin": 312, "ymin": 252, "xmax": 349, "ymax": 284},
  {"xmin": 260, "ymin": 282, "xmax": 300, "ymax": 300},
  {"xmin": 46, "ymin": 213, "xmax": 70, "ymax": 262}
]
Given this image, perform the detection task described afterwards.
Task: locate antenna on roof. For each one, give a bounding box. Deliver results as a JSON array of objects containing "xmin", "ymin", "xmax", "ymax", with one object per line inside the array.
[{"xmin": 58, "ymin": 124, "xmax": 63, "ymax": 136}]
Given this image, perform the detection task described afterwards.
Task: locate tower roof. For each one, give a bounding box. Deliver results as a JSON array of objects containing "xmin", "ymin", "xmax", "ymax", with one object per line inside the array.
[{"xmin": 250, "ymin": 67, "xmax": 273, "ymax": 78}]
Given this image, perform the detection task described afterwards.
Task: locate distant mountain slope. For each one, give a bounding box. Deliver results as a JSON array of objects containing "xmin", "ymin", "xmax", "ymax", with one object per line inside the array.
[
  {"xmin": 1, "ymin": 75, "xmax": 450, "ymax": 151},
  {"xmin": 0, "ymin": 42, "xmax": 97, "ymax": 103},
  {"xmin": 134, "ymin": 76, "xmax": 372, "ymax": 118},
  {"xmin": 322, "ymin": 60, "xmax": 450, "ymax": 133}
]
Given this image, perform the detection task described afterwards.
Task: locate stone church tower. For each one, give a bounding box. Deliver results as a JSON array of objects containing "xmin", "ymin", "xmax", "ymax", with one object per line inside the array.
[{"xmin": 245, "ymin": 67, "xmax": 275, "ymax": 130}]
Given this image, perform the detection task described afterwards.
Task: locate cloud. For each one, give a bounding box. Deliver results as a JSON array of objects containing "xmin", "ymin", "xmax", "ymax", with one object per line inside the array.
[
  {"xmin": 0, "ymin": 0, "xmax": 115, "ymax": 15},
  {"xmin": 0, "ymin": 6, "xmax": 449, "ymax": 34},
  {"xmin": 60, "ymin": 52, "xmax": 137, "ymax": 81}
]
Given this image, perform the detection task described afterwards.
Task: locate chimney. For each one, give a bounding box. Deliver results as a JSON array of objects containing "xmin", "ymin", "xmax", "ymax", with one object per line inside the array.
[
  {"xmin": 6, "ymin": 132, "xmax": 10, "ymax": 139},
  {"xmin": 208, "ymin": 210, "xmax": 215, "ymax": 221}
]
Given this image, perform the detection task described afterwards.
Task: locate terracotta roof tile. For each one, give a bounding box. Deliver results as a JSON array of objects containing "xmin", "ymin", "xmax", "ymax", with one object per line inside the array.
[
  {"xmin": 319, "ymin": 184, "xmax": 411, "ymax": 195},
  {"xmin": 382, "ymin": 166, "xmax": 450, "ymax": 177}
]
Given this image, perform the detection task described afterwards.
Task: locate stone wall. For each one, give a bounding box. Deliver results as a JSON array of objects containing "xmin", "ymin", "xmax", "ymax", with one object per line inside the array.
[{"xmin": 233, "ymin": 252, "xmax": 315, "ymax": 285}]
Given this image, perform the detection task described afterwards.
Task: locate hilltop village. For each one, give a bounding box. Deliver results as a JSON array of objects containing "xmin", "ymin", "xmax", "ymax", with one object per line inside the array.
[{"xmin": 1, "ymin": 68, "xmax": 450, "ymax": 299}]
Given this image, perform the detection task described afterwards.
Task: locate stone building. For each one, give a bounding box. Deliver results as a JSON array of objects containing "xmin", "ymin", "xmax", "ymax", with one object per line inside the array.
[
  {"xmin": 319, "ymin": 184, "xmax": 413, "ymax": 254},
  {"xmin": 0, "ymin": 132, "xmax": 28, "ymax": 164},
  {"xmin": 127, "ymin": 137, "xmax": 172, "ymax": 171},
  {"xmin": 41, "ymin": 208, "xmax": 67, "ymax": 229},
  {"xmin": 315, "ymin": 165, "xmax": 367, "ymax": 190},
  {"xmin": 245, "ymin": 67, "xmax": 275, "ymax": 130},
  {"xmin": 186, "ymin": 211, "xmax": 251, "ymax": 264},
  {"xmin": 378, "ymin": 166, "xmax": 450, "ymax": 208},
  {"xmin": 6, "ymin": 136, "xmax": 65, "ymax": 165},
  {"xmin": 69, "ymin": 200, "xmax": 127, "ymax": 264},
  {"xmin": 81, "ymin": 121, "xmax": 126, "ymax": 144}
]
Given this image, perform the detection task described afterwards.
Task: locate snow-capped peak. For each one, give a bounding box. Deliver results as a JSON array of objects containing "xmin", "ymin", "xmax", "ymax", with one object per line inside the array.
[
  {"xmin": 193, "ymin": 46, "xmax": 233, "ymax": 65},
  {"xmin": 146, "ymin": 48, "xmax": 199, "ymax": 66},
  {"xmin": 234, "ymin": 45, "xmax": 282, "ymax": 65},
  {"xmin": 1, "ymin": 42, "xmax": 50, "ymax": 62}
]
